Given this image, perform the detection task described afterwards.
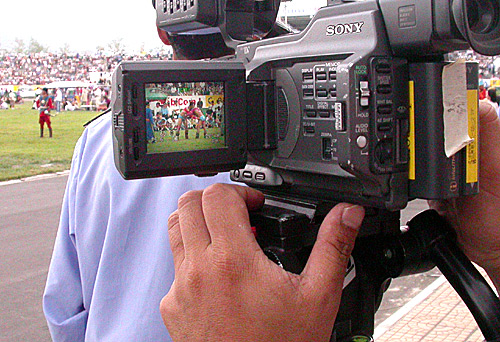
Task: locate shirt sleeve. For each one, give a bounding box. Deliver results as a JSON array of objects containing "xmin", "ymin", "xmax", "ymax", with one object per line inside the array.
[{"xmin": 43, "ymin": 130, "xmax": 89, "ymax": 341}]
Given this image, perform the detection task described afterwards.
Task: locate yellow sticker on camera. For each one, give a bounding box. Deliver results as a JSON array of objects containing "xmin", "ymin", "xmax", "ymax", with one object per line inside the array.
[
  {"xmin": 408, "ymin": 81, "xmax": 415, "ymax": 180},
  {"xmin": 466, "ymin": 89, "xmax": 478, "ymax": 183}
]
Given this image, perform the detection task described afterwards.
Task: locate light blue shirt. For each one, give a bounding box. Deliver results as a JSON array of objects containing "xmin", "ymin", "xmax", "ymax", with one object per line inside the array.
[{"xmin": 43, "ymin": 113, "xmax": 232, "ymax": 341}]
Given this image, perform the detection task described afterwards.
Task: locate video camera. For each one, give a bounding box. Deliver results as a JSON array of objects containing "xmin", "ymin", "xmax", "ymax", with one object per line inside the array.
[
  {"xmin": 113, "ymin": 0, "xmax": 500, "ymax": 211},
  {"xmin": 112, "ymin": 0, "xmax": 500, "ymax": 340}
]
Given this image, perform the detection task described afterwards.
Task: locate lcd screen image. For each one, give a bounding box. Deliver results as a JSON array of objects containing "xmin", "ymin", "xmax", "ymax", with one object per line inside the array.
[{"xmin": 145, "ymin": 82, "xmax": 225, "ymax": 153}]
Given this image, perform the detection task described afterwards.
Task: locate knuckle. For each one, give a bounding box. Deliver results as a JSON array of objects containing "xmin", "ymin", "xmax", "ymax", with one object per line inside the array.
[
  {"xmin": 332, "ymin": 239, "xmax": 354, "ymax": 267},
  {"xmin": 177, "ymin": 190, "xmax": 202, "ymax": 209},
  {"xmin": 203, "ymin": 183, "xmax": 231, "ymax": 200},
  {"xmin": 182, "ymin": 262, "xmax": 206, "ymax": 292},
  {"xmin": 323, "ymin": 233, "xmax": 354, "ymax": 268},
  {"xmin": 168, "ymin": 211, "xmax": 180, "ymax": 230},
  {"xmin": 334, "ymin": 235, "xmax": 354, "ymax": 260},
  {"xmin": 160, "ymin": 291, "xmax": 182, "ymax": 329},
  {"xmin": 159, "ymin": 292, "xmax": 175, "ymax": 318},
  {"xmin": 203, "ymin": 184, "xmax": 248, "ymax": 213}
]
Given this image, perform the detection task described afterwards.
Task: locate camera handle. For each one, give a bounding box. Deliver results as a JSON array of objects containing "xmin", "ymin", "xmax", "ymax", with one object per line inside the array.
[
  {"xmin": 405, "ymin": 209, "xmax": 500, "ymax": 342},
  {"xmin": 250, "ymin": 204, "xmax": 500, "ymax": 341}
]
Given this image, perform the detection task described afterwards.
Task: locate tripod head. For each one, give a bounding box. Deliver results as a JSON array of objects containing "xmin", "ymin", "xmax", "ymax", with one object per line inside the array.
[{"xmin": 251, "ymin": 201, "xmax": 500, "ymax": 341}]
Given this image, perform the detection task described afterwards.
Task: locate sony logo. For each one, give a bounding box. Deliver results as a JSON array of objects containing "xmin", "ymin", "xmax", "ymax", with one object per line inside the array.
[{"xmin": 326, "ymin": 22, "xmax": 364, "ymax": 36}]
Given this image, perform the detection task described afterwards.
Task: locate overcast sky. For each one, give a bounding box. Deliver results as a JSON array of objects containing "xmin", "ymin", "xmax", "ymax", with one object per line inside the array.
[
  {"xmin": 0, "ymin": 0, "xmax": 328, "ymax": 54},
  {"xmin": 0, "ymin": 0, "xmax": 160, "ymax": 53}
]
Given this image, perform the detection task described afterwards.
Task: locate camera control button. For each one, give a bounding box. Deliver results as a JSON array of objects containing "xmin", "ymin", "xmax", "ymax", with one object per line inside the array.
[
  {"xmin": 322, "ymin": 138, "xmax": 333, "ymax": 160},
  {"xmin": 377, "ymin": 84, "xmax": 392, "ymax": 94},
  {"xmin": 255, "ymin": 172, "xmax": 266, "ymax": 181},
  {"xmin": 303, "ymin": 125, "xmax": 315, "ymax": 134},
  {"xmin": 360, "ymin": 81, "xmax": 369, "ymax": 92},
  {"xmin": 377, "ymin": 104, "xmax": 392, "ymax": 115},
  {"xmin": 303, "ymin": 72, "xmax": 313, "ymax": 81},
  {"xmin": 375, "ymin": 140, "xmax": 393, "ymax": 165},
  {"xmin": 356, "ymin": 135, "xmax": 368, "ymax": 149},
  {"xmin": 316, "ymin": 89, "xmax": 328, "ymax": 98},
  {"xmin": 303, "ymin": 89, "xmax": 314, "ymax": 97},
  {"xmin": 316, "ymin": 72, "xmax": 327, "ymax": 81},
  {"xmin": 378, "ymin": 123, "xmax": 392, "ymax": 132},
  {"xmin": 375, "ymin": 63, "xmax": 391, "ymax": 73},
  {"xmin": 359, "ymin": 81, "xmax": 370, "ymax": 107},
  {"xmin": 243, "ymin": 171, "xmax": 253, "ymax": 179},
  {"xmin": 133, "ymin": 147, "xmax": 140, "ymax": 160},
  {"xmin": 305, "ymin": 110, "xmax": 317, "ymax": 117}
]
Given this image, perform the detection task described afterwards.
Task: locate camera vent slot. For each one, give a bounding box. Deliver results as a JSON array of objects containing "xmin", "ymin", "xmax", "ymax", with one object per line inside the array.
[{"xmin": 277, "ymin": 88, "xmax": 289, "ymax": 140}]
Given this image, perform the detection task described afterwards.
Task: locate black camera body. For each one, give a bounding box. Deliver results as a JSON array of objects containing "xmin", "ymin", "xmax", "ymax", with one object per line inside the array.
[{"xmin": 112, "ymin": 0, "xmax": 497, "ymax": 210}]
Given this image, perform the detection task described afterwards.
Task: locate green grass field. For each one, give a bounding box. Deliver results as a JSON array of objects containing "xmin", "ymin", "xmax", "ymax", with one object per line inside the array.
[
  {"xmin": 147, "ymin": 128, "xmax": 225, "ymax": 153},
  {"xmin": 0, "ymin": 102, "xmax": 98, "ymax": 181}
]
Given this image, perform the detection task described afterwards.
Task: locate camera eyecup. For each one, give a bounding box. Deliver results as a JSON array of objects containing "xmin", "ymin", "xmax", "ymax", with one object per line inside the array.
[{"xmin": 452, "ymin": 0, "xmax": 500, "ymax": 56}]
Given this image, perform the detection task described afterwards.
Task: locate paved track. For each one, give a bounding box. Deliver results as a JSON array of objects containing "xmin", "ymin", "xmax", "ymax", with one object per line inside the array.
[
  {"xmin": 0, "ymin": 174, "xmax": 437, "ymax": 341},
  {"xmin": 0, "ymin": 175, "xmax": 67, "ymax": 342}
]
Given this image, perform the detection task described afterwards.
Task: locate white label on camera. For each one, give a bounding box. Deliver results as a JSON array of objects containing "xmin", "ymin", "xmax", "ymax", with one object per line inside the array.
[{"xmin": 442, "ymin": 60, "xmax": 473, "ymax": 157}]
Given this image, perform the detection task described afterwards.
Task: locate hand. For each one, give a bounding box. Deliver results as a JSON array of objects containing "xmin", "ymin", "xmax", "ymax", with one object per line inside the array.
[
  {"xmin": 161, "ymin": 184, "xmax": 365, "ymax": 342},
  {"xmin": 430, "ymin": 100, "xmax": 500, "ymax": 288}
]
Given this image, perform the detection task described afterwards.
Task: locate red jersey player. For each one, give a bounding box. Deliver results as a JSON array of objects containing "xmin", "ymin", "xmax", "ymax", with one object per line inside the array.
[{"xmin": 36, "ymin": 88, "xmax": 54, "ymax": 138}]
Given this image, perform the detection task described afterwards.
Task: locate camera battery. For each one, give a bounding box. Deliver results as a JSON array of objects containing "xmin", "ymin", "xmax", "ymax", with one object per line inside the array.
[{"xmin": 408, "ymin": 62, "xmax": 479, "ymax": 199}]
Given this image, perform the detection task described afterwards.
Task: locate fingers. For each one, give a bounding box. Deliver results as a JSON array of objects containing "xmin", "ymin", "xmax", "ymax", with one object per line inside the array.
[
  {"xmin": 177, "ymin": 190, "xmax": 211, "ymax": 256},
  {"xmin": 201, "ymin": 184, "xmax": 265, "ymax": 249},
  {"xmin": 478, "ymin": 100, "xmax": 500, "ymax": 183},
  {"xmin": 302, "ymin": 203, "xmax": 364, "ymax": 290},
  {"xmin": 168, "ymin": 211, "xmax": 184, "ymax": 273},
  {"xmin": 479, "ymin": 99, "xmax": 499, "ymax": 124},
  {"xmin": 479, "ymin": 100, "xmax": 500, "ymax": 147},
  {"xmin": 169, "ymin": 184, "xmax": 265, "ymax": 267}
]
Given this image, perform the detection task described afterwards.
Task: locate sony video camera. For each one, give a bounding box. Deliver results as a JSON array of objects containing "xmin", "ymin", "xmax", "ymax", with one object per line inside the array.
[
  {"xmin": 112, "ymin": 0, "xmax": 500, "ymax": 213},
  {"xmin": 111, "ymin": 1, "xmax": 500, "ymax": 338}
]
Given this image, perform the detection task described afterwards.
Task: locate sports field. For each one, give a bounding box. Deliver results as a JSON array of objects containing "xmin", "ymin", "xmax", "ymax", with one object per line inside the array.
[
  {"xmin": 147, "ymin": 127, "xmax": 225, "ymax": 153},
  {"xmin": 0, "ymin": 102, "xmax": 98, "ymax": 181}
]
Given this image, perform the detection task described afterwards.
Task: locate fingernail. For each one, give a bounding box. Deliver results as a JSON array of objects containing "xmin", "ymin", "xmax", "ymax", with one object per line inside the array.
[{"xmin": 341, "ymin": 205, "xmax": 365, "ymax": 230}]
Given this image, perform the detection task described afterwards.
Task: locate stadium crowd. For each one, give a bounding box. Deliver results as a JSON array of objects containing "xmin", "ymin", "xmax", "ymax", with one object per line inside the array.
[
  {"xmin": 155, "ymin": 82, "xmax": 224, "ymax": 97},
  {"xmin": 0, "ymin": 51, "xmax": 173, "ymax": 111},
  {"xmin": 0, "ymin": 50, "xmax": 498, "ymax": 114},
  {"xmin": 0, "ymin": 51, "xmax": 172, "ymax": 85}
]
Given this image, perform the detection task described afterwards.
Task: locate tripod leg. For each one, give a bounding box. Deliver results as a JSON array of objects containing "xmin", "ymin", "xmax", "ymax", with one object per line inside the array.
[{"xmin": 407, "ymin": 210, "xmax": 500, "ymax": 341}]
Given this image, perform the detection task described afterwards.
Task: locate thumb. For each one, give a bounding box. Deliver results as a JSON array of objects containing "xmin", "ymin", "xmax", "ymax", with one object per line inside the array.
[{"xmin": 302, "ymin": 203, "xmax": 364, "ymax": 290}]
